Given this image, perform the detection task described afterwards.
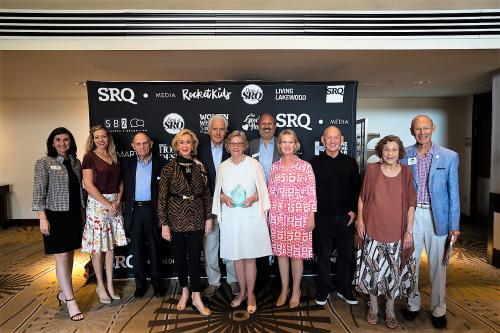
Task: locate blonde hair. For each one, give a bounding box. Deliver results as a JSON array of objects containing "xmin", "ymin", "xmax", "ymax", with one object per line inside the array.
[
  {"xmin": 278, "ymin": 129, "xmax": 300, "ymax": 154},
  {"xmin": 85, "ymin": 124, "xmax": 118, "ymax": 164},
  {"xmin": 224, "ymin": 130, "xmax": 249, "ymax": 153},
  {"xmin": 172, "ymin": 129, "xmax": 199, "ymax": 155}
]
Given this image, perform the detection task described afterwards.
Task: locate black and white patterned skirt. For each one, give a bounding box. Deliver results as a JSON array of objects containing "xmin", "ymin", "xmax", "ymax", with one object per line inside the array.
[{"xmin": 353, "ymin": 235, "xmax": 417, "ymax": 299}]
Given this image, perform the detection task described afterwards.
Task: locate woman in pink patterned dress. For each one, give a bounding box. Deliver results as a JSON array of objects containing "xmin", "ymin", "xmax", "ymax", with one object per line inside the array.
[{"xmin": 268, "ymin": 129, "xmax": 317, "ymax": 309}]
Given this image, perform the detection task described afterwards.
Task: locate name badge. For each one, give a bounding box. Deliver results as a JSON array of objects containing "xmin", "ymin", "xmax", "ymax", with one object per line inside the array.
[
  {"xmin": 50, "ymin": 165, "xmax": 62, "ymax": 170},
  {"xmin": 408, "ymin": 157, "xmax": 417, "ymax": 165},
  {"xmin": 251, "ymin": 152, "xmax": 260, "ymax": 158}
]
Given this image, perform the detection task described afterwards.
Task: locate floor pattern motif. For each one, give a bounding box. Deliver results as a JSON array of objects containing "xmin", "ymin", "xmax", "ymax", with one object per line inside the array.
[{"xmin": 0, "ymin": 224, "xmax": 498, "ymax": 332}]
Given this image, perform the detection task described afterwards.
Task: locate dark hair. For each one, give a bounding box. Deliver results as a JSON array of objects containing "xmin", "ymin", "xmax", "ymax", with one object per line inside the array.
[
  {"xmin": 375, "ymin": 135, "xmax": 405, "ymax": 159},
  {"xmin": 46, "ymin": 127, "xmax": 77, "ymax": 157},
  {"xmin": 131, "ymin": 131, "xmax": 151, "ymax": 142}
]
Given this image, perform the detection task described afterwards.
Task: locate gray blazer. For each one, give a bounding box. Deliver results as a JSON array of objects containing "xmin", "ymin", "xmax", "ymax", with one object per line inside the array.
[
  {"xmin": 32, "ymin": 155, "xmax": 84, "ymax": 212},
  {"xmin": 247, "ymin": 137, "xmax": 280, "ymax": 163}
]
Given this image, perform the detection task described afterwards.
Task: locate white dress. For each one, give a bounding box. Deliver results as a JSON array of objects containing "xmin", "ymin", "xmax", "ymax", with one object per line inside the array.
[{"xmin": 217, "ymin": 157, "xmax": 273, "ymax": 260}]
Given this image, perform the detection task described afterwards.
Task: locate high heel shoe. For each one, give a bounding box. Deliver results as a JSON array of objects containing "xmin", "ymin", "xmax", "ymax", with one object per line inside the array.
[
  {"xmin": 276, "ymin": 289, "xmax": 289, "ymax": 307},
  {"xmin": 65, "ymin": 297, "xmax": 84, "ymax": 321},
  {"xmin": 177, "ymin": 289, "xmax": 190, "ymax": 311},
  {"xmin": 56, "ymin": 291, "xmax": 64, "ymax": 306},
  {"xmin": 247, "ymin": 303, "xmax": 257, "ymax": 314},
  {"xmin": 96, "ymin": 287, "xmax": 111, "ymax": 304},
  {"xmin": 109, "ymin": 292, "xmax": 121, "ymax": 300},
  {"xmin": 231, "ymin": 293, "xmax": 247, "ymax": 308},
  {"xmin": 192, "ymin": 299, "xmax": 211, "ymax": 316},
  {"xmin": 289, "ymin": 291, "xmax": 301, "ymax": 309}
]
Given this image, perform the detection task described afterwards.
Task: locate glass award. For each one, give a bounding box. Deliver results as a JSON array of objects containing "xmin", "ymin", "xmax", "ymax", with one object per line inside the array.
[{"xmin": 230, "ymin": 184, "xmax": 247, "ymax": 207}]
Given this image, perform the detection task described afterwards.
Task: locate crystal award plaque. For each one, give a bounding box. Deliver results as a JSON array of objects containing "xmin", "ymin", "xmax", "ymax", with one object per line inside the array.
[{"xmin": 230, "ymin": 184, "xmax": 247, "ymax": 207}]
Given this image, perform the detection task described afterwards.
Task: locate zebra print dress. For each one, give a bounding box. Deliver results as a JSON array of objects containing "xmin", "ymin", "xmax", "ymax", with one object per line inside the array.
[{"xmin": 353, "ymin": 235, "xmax": 417, "ymax": 299}]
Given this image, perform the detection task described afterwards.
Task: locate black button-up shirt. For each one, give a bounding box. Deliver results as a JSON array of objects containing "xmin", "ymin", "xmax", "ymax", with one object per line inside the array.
[{"xmin": 310, "ymin": 152, "xmax": 361, "ymax": 217}]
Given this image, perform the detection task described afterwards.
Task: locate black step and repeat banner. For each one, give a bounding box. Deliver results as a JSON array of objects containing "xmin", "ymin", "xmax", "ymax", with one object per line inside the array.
[{"xmin": 87, "ymin": 80, "xmax": 357, "ymax": 277}]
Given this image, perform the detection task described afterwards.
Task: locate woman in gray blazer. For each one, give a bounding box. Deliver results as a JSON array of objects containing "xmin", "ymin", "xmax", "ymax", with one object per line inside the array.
[{"xmin": 32, "ymin": 127, "xmax": 84, "ymax": 321}]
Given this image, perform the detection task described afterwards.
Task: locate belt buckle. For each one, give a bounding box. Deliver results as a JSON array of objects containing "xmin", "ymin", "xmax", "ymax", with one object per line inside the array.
[
  {"xmin": 182, "ymin": 195, "xmax": 194, "ymax": 200},
  {"xmin": 137, "ymin": 201, "xmax": 144, "ymax": 207}
]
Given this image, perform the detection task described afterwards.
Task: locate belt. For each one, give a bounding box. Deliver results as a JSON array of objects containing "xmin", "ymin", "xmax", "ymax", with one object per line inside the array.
[
  {"xmin": 417, "ymin": 202, "xmax": 431, "ymax": 209},
  {"xmin": 134, "ymin": 200, "xmax": 152, "ymax": 207},
  {"xmin": 169, "ymin": 193, "xmax": 202, "ymax": 201}
]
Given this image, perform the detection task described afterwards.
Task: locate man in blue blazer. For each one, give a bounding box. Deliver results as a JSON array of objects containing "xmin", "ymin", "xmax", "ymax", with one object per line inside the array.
[
  {"xmin": 197, "ymin": 114, "xmax": 239, "ymax": 297},
  {"xmin": 402, "ymin": 115, "xmax": 460, "ymax": 329},
  {"xmin": 122, "ymin": 132, "xmax": 166, "ymax": 298}
]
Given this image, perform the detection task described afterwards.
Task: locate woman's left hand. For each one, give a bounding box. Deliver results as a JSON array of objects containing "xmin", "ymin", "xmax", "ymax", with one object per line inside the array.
[
  {"xmin": 205, "ymin": 219, "xmax": 213, "ymax": 235},
  {"xmin": 109, "ymin": 200, "xmax": 120, "ymax": 215},
  {"xmin": 403, "ymin": 231, "xmax": 413, "ymax": 249},
  {"xmin": 306, "ymin": 213, "xmax": 315, "ymax": 232}
]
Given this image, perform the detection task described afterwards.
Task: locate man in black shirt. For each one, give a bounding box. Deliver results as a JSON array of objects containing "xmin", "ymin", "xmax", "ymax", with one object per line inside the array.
[{"xmin": 310, "ymin": 126, "xmax": 361, "ymax": 306}]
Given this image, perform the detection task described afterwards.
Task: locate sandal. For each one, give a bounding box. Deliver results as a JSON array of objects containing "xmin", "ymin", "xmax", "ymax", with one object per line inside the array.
[
  {"xmin": 192, "ymin": 299, "xmax": 211, "ymax": 316},
  {"xmin": 177, "ymin": 289, "xmax": 190, "ymax": 312},
  {"xmin": 367, "ymin": 306, "xmax": 379, "ymax": 325},
  {"xmin": 385, "ymin": 309, "xmax": 398, "ymax": 329},
  {"xmin": 65, "ymin": 297, "xmax": 84, "ymax": 321},
  {"xmin": 231, "ymin": 293, "xmax": 247, "ymax": 308}
]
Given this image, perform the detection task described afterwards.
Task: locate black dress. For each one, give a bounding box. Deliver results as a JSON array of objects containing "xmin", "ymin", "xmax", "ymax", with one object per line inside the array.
[{"xmin": 43, "ymin": 159, "xmax": 83, "ymax": 254}]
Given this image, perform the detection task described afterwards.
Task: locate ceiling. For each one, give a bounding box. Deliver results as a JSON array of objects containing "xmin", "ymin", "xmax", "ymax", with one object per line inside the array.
[{"xmin": 1, "ymin": 49, "xmax": 499, "ymax": 99}]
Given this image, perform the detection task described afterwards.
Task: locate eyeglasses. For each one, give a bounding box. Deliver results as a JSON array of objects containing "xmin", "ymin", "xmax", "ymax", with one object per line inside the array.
[{"xmin": 228, "ymin": 142, "xmax": 244, "ymax": 146}]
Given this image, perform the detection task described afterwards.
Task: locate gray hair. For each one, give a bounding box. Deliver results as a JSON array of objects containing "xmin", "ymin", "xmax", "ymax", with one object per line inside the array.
[
  {"xmin": 224, "ymin": 130, "xmax": 249, "ymax": 152},
  {"xmin": 208, "ymin": 114, "xmax": 228, "ymax": 131}
]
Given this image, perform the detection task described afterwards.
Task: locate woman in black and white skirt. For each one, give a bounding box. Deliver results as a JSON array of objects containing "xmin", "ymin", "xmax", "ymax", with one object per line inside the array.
[{"xmin": 32, "ymin": 127, "xmax": 84, "ymax": 321}]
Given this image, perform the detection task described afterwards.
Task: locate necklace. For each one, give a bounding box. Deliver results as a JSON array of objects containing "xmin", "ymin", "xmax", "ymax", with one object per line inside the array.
[
  {"xmin": 178, "ymin": 162, "xmax": 192, "ymax": 173},
  {"xmin": 230, "ymin": 155, "xmax": 245, "ymax": 165}
]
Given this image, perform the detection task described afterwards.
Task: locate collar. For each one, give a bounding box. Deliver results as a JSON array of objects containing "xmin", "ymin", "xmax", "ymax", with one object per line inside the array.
[
  {"xmin": 56, "ymin": 155, "xmax": 73, "ymax": 164},
  {"xmin": 136, "ymin": 153, "xmax": 152, "ymax": 166},
  {"xmin": 259, "ymin": 137, "xmax": 275, "ymax": 146},
  {"xmin": 211, "ymin": 141, "xmax": 223, "ymax": 150}
]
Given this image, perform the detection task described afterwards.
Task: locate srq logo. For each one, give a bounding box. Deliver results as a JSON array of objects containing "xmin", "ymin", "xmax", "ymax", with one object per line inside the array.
[
  {"xmin": 326, "ymin": 85, "xmax": 345, "ymax": 103},
  {"xmin": 276, "ymin": 113, "xmax": 312, "ymax": 131},
  {"xmin": 98, "ymin": 87, "xmax": 137, "ymax": 105},
  {"xmin": 241, "ymin": 84, "xmax": 263, "ymax": 105}
]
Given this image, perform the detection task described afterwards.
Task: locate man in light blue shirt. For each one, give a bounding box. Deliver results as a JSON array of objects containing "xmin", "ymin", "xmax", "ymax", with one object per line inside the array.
[{"xmin": 247, "ymin": 113, "xmax": 280, "ymax": 183}]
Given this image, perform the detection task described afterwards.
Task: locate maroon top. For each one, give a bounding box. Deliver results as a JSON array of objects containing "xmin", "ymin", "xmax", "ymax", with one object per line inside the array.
[{"xmin": 82, "ymin": 151, "xmax": 121, "ymax": 194}]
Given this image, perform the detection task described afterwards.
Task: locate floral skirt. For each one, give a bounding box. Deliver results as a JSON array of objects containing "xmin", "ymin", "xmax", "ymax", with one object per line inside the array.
[
  {"xmin": 353, "ymin": 235, "xmax": 417, "ymax": 299},
  {"xmin": 81, "ymin": 193, "xmax": 128, "ymax": 254}
]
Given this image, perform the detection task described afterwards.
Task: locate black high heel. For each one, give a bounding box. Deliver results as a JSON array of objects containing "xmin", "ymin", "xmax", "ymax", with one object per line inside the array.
[
  {"xmin": 56, "ymin": 291, "xmax": 64, "ymax": 306},
  {"xmin": 65, "ymin": 297, "xmax": 84, "ymax": 321}
]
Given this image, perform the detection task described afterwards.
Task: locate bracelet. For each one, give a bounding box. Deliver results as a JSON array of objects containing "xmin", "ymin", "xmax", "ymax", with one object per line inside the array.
[{"xmin": 405, "ymin": 230, "xmax": 413, "ymax": 235}]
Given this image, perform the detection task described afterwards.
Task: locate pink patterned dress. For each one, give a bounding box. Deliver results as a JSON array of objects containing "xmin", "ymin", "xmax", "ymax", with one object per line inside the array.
[{"xmin": 268, "ymin": 156, "xmax": 317, "ymax": 259}]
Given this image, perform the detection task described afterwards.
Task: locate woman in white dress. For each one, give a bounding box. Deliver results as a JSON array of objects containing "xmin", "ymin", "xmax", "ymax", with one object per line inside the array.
[{"xmin": 212, "ymin": 130, "xmax": 272, "ymax": 315}]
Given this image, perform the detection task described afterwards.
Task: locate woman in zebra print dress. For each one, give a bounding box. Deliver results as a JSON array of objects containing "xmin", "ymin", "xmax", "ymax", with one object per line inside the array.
[{"xmin": 354, "ymin": 135, "xmax": 417, "ymax": 329}]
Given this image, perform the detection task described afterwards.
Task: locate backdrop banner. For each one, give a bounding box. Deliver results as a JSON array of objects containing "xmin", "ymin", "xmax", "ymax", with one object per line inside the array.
[{"xmin": 87, "ymin": 80, "xmax": 357, "ymax": 278}]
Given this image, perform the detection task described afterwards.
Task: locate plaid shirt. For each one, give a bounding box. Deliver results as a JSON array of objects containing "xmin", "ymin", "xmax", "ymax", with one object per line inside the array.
[
  {"xmin": 416, "ymin": 144, "xmax": 434, "ymax": 204},
  {"xmin": 32, "ymin": 155, "xmax": 83, "ymax": 211}
]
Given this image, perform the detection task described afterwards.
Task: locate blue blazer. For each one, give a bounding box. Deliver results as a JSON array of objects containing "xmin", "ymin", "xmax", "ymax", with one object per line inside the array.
[
  {"xmin": 197, "ymin": 141, "xmax": 230, "ymax": 196},
  {"xmin": 403, "ymin": 143, "xmax": 460, "ymax": 236}
]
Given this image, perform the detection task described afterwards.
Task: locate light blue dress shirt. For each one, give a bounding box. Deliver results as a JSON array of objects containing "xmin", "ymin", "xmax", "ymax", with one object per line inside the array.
[
  {"xmin": 211, "ymin": 142, "xmax": 223, "ymax": 172},
  {"xmin": 135, "ymin": 155, "xmax": 152, "ymax": 201},
  {"xmin": 259, "ymin": 137, "xmax": 275, "ymax": 182}
]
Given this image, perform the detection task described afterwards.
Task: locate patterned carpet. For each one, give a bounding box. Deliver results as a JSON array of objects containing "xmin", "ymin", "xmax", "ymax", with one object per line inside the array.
[{"xmin": 0, "ymin": 224, "xmax": 498, "ymax": 332}]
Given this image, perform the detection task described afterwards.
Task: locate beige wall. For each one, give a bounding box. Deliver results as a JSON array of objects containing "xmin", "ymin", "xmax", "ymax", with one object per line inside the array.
[{"xmin": 0, "ymin": 95, "xmax": 471, "ymax": 219}]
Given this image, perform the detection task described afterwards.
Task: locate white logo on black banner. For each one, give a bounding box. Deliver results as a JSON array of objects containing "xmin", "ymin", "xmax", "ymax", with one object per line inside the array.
[
  {"xmin": 98, "ymin": 87, "xmax": 137, "ymax": 105},
  {"xmin": 130, "ymin": 118, "xmax": 145, "ymax": 128},
  {"xmin": 163, "ymin": 113, "xmax": 185, "ymax": 134},
  {"xmin": 182, "ymin": 88, "xmax": 231, "ymax": 101},
  {"xmin": 276, "ymin": 113, "xmax": 312, "ymax": 131},
  {"xmin": 241, "ymin": 113, "xmax": 260, "ymax": 131},
  {"xmin": 326, "ymin": 85, "xmax": 344, "ymax": 103},
  {"xmin": 330, "ymin": 119, "xmax": 349, "ymax": 125},
  {"xmin": 199, "ymin": 114, "xmax": 229, "ymax": 134},
  {"xmin": 117, "ymin": 150, "xmax": 136, "ymax": 158},
  {"xmin": 159, "ymin": 144, "xmax": 176, "ymax": 160},
  {"xmin": 241, "ymin": 84, "xmax": 263, "ymax": 105},
  {"xmin": 275, "ymin": 88, "xmax": 306, "ymax": 101},
  {"xmin": 155, "ymin": 92, "xmax": 176, "ymax": 99}
]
